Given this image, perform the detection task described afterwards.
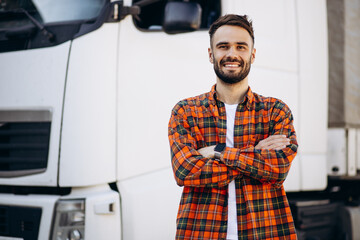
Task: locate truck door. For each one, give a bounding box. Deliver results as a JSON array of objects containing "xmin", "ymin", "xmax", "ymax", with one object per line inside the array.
[{"xmin": 116, "ymin": 1, "xmax": 221, "ymax": 239}]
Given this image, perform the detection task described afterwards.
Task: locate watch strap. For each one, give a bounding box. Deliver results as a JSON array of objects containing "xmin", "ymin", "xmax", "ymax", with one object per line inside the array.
[{"xmin": 214, "ymin": 151, "xmax": 222, "ymax": 160}]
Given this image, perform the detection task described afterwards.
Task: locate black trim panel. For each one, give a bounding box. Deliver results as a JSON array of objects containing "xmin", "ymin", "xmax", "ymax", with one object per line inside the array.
[{"xmin": 0, "ymin": 1, "xmax": 122, "ymax": 53}]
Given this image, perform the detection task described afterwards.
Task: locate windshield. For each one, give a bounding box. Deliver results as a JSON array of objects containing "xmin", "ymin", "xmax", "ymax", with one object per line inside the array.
[{"xmin": 0, "ymin": 0, "xmax": 106, "ymax": 29}]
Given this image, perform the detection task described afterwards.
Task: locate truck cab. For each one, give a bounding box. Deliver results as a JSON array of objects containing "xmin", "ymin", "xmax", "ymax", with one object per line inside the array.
[{"xmin": 0, "ymin": 0, "xmax": 359, "ymax": 239}]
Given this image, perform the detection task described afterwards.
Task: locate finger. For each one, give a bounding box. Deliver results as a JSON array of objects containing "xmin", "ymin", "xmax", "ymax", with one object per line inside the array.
[
  {"xmin": 255, "ymin": 141, "xmax": 266, "ymax": 149},
  {"xmin": 261, "ymin": 143, "xmax": 287, "ymax": 150},
  {"xmin": 256, "ymin": 136, "xmax": 284, "ymax": 147},
  {"xmin": 264, "ymin": 135, "xmax": 286, "ymax": 139},
  {"xmin": 255, "ymin": 135, "xmax": 290, "ymax": 149},
  {"xmin": 260, "ymin": 143, "xmax": 281, "ymax": 150},
  {"xmin": 262, "ymin": 135, "xmax": 287, "ymax": 143},
  {"xmin": 273, "ymin": 145, "xmax": 287, "ymax": 150},
  {"xmin": 255, "ymin": 139, "xmax": 272, "ymax": 149},
  {"xmin": 268, "ymin": 143, "xmax": 287, "ymax": 150},
  {"xmin": 262, "ymin": 137, "xmax": 290, "ymax": 146},
  {"xmin": 257, "ymin": 140, "xmax": 288, "ymax": 150},
  {"xmin": 256, "ymin": 140, "xmax": 290, "ymax": 150}
]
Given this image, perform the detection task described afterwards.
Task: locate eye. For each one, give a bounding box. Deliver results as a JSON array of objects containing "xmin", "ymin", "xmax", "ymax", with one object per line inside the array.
[{"xmin": 218, "ymin": 45, "xmax": 228, "ymax": 49}]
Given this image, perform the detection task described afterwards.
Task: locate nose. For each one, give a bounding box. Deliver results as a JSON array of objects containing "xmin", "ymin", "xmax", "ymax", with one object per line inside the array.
[{"xmin": 225, "ymin": 46, "xmax": 240, "ymax": 60}]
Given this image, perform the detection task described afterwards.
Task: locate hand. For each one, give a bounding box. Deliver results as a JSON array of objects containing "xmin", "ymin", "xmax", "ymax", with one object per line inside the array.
[
  {"xmin": 255, "ymin": 135, "xmax": 290, "ymax": 150},
  {"xmin": 197, "ymin": 146, "xmax": 216, "ymax": 159}
]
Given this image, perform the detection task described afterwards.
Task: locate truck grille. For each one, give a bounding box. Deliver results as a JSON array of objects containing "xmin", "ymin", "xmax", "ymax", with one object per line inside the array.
[
  {"xmin": 0, "ymin": 110, "xmax": 51, "ymax": 178},
  {"xmin": 0, "ymin": 205, "xmax": 41, "ymax": 240}
]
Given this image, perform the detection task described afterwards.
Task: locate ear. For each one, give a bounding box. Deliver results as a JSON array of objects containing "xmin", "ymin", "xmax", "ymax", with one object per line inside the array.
[
  {"xmin": 208, "ymin": 48, "xmax": 213, "ymax": 64},
  {"xmin": 251, "ymin": 48, "xmax": 256, "ymax": 64}
]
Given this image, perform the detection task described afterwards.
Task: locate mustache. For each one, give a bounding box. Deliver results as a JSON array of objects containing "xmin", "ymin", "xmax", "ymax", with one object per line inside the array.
[{"xmin": 220, "ymin": 57, "xmax": 244, "ymax": 66}]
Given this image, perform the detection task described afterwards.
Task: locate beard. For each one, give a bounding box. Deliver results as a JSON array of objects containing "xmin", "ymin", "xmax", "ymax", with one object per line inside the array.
[{"xmin": 213, "ymin": 56, "xmax": 252, "ymax": 84}]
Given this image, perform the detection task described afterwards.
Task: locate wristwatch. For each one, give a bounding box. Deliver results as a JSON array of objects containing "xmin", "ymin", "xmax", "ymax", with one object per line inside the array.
[{"xmin": 214, "ymin": 143, "xmax": 226, "ymax": 160}]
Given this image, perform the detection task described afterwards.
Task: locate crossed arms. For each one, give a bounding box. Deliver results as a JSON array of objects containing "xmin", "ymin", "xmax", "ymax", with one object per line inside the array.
[
  {"xmin": 199, "ymin": 135, "xmax": 290, "ymax": 158},
  {"xmin": 168, "ymin": 102, "xmax": 298, "ymax": 188}
]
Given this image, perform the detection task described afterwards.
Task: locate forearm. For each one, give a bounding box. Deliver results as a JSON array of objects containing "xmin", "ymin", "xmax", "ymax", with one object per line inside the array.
[
  {"xmin": 218, "ymin": 104, "xmax": 299, "ymax": 186},
  {"xmin": 169, "ymin": 110, "xmax": 242, "ymax": 188},
  {"xmin": 170, "ymin": 142, "xmax": 241, "ymax": 188},
  {"xmin": 220, "ymin": 133, "xmax": 297, "ymax": 186}
]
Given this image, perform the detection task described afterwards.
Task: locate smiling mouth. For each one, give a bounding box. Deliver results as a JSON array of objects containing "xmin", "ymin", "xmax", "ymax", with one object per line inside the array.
[
  {"xmin": 221, "ymin": 58, "xmax": 243, "ymax": 68},
  {"xmin": 222, "ymin": 62, "xmax": 242, "ymax": 70},
  {"xmin": 224, "ymin": 63, "xmax": 240, "ymax": 67}
]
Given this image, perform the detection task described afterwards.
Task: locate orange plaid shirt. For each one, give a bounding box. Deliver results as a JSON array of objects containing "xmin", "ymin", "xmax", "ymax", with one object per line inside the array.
[{"xmin": 168, "ymin": 85, "xmax": 298, "ymax": 240}]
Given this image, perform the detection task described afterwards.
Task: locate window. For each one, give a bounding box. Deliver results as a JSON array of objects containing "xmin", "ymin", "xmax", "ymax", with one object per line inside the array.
[
  {"xmin": 0, "ymin": 0, "xmax": 106, "ymax": 29},
  {"xmin": 0, "ymin": 0, "xmax": 107, "ymax": 52},
  {"xmin": 132, "ymin": 0, "xmax": 221, "ymax": 31}
]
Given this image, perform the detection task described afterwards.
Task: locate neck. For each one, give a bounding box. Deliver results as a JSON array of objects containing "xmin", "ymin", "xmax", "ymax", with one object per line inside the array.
[{"xmin": 216, "ymin": 77, "xmax": 249, "ymax": 105}]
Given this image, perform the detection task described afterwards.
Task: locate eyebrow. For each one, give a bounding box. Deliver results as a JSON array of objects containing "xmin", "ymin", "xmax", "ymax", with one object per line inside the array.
[{"xmin": 215, "ymin": 41, "xmax": 249, "ymax": 47}]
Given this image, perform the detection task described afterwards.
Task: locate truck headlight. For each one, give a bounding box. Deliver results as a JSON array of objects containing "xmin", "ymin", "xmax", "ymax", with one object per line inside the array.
[{"xmin": 51, "ymin": 199, "xmax": 85, "ymax": 240}]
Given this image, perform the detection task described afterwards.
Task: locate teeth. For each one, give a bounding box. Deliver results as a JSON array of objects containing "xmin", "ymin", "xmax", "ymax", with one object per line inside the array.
[{"xmin": 225, "ymin": 64, "xmax": 239, "ymax": 67}]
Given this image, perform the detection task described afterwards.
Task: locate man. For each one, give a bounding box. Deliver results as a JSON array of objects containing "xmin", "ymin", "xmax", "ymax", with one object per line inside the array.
[{"xmin": 168, "ymin": 14, "xmax": 298, "ymax": 240}]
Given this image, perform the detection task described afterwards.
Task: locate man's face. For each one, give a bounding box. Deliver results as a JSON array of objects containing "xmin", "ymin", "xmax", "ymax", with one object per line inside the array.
[{"xmin": 208, "ymin": 25, "xmax": 256, "ymax": 84}]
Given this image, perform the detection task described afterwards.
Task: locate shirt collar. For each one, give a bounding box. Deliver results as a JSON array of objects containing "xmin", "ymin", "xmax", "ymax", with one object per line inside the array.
[{"xmin": 209, "ymin": 84, "xmax": 254, "ymax": 109}]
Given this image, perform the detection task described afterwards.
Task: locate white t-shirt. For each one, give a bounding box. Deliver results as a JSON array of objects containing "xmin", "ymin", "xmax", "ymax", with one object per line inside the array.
[{"xmin": 224, "ymin": 103, "xmax": 238, "ymax": 240}]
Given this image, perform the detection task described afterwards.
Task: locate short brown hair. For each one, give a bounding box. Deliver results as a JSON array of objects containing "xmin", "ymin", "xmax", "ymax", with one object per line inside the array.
[{"xmin": 209, "ymin": 14, "xmax": 254, "ymax": 48}]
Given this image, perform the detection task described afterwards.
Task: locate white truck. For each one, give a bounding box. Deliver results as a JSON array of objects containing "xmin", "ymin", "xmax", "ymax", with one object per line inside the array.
[{"xmin": 0, "ymin": 0, "xmax": 359, "ymax": 239}]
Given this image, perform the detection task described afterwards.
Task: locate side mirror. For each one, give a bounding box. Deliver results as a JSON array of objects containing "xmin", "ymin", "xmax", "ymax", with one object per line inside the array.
[{"xmin": 163, "ymin": 2, "xmax": 202, "ymax": 34}]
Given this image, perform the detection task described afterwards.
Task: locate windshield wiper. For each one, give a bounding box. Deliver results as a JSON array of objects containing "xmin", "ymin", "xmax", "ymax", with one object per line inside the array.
[{"xmin": 2, "ymin": 8, "xmax": 55, "ymax": 42}]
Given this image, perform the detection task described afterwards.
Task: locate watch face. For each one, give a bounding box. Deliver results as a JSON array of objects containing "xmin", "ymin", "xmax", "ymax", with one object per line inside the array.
[{"xmin": 215, "ymin": 143, "xmax": 226, "ymax": 152}]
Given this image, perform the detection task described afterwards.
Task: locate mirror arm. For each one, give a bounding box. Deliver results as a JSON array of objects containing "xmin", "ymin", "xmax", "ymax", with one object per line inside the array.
[
  {"xmin": 120, "ymin": 5, "xmax": 141, "ymax": 20},
  {"xmin": 119, "ymin": 0, "xmax": 164, "ymax": 20},
  {"xmin": 134, "ymin": 0, "xmax": 162, "ymax": 7}
]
